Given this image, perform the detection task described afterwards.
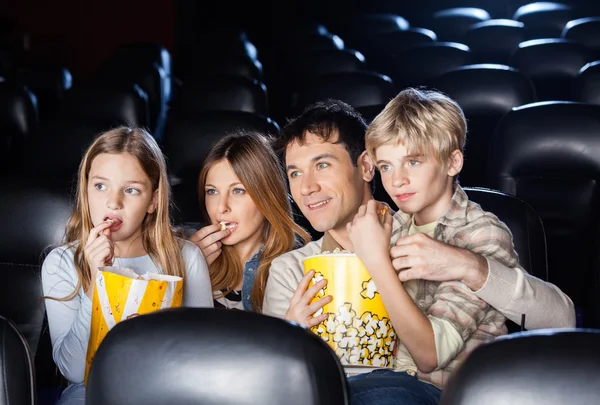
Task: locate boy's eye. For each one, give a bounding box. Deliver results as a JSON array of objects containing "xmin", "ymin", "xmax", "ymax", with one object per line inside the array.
[
  {"xmin": 232, "ymin": 188, "xmax": 246, "ymax": 195},
  {"xmin": 205, "ymin": 189, "xmax": 217, "ymax": 195},
  {"xmin": 408, "ymin": 160, "xmax": 421, "ymax": 167},
  {"xmin": 379, "ymin": 164, "xmax": 391, "ymax": 172},
  {"xmin": 125, "ymin": 188, "xmax": 140, "ymax": 195},
  {"xmin": 94, "ymin": 183, "xmax": 107, "ymax": 191}
]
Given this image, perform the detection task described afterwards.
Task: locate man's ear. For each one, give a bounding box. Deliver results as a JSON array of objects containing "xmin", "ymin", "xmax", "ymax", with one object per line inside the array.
[
  {"xmin": 447, "ymin": 149, "xmax": 464, "ymax": 177},
  {"xmin": 358, "ymin": 151, "xmax": 375, "ymax": 182},
  {"xmin": 147, "ymin": 189, "xmax": 159, "ymax": 214}
]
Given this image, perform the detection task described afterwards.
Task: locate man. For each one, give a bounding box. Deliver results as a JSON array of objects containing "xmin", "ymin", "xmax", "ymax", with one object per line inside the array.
[{"xmin": 263, "ymin": 99, "xmax": 575, "ymax": 331}]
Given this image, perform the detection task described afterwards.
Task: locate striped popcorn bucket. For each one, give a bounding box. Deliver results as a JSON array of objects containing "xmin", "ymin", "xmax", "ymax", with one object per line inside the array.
[{"xmin": 84, "ymin": 266, "xmax": 183, "ymax": 384}]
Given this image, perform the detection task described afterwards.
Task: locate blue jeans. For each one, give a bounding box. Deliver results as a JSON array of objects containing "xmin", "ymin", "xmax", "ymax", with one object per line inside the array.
[
  {"xmin": 56, "ymin": 383, "xmax": 86, "ymax": 405},
  {"xmin": 348, "ymin": 369, "xmax": 441, "ymax": 405}
]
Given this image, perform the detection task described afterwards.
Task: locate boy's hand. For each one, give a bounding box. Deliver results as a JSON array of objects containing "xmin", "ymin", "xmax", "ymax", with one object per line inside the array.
[
  {"xmin": 347, "ymin": 200, "xmax": 393, "ymax": 272},
  {"xmin": 189, "ymin": 224, "xmax": 231, "ymax": 266},
  {"xmin": 285, "ymin": 270, "xmax": 332, "ymax": 327},
  {"xmin": 390, "ymin": 233, "xmax": 488, "ymax": 290}
]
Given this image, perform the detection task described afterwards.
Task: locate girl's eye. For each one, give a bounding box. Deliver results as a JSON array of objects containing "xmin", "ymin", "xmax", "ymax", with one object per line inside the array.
[
  {"xmin": 125, "ymin": 188, "xmax": 140, "ymax": 195},
  {"xmin": 205, "ymin": 189, "xmax": 217, "ymax": 195},
  {"xmin": 233, "ymin": 188, "xmax": 246, "ymax": 195},
  {"xmin": 95, "ymin": 183, "xmax": 107, "ymax": 191}
]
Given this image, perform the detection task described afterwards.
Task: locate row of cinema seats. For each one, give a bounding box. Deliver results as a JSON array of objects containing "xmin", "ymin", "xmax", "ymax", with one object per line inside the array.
[{"xmin": 2, "ymin": 308, "xmax": 600, "ymax": 405}]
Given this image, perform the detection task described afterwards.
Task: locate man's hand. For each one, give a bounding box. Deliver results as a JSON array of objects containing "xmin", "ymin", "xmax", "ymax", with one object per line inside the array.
[
  {"xmin": 285, "ymin": 270, "xmax": 332, "ymax": 327},
  {"xmin": 390, "ymin": 233, "xmax": 489, "ymax": 290}
]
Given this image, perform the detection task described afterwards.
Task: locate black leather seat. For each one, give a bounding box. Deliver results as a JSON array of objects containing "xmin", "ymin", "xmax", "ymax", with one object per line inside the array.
[
  {"xmin": 368, "ymin": 28, "xmax": 437, "ymax": 70},
  {"xmin": 433, "ymin": 64, "xmax": 536, "ymax": 186},
  {"xmin": 295, "ymin": 71, "xmax": 395, "ymax": 114},
  {"xmin": 440, "ymin": 329, "xmax": 600, "ymax": 405},
  {"xmin": 87, "ymin": 308, "xmax": 350, "ymax": 405},
  {"xmin": 465, "ymin": 19, "xmax": 526, "ymax": 64},
  {"xmin": 0, "ymin": 83, "xmax": 38, "ymax": 173},
  {"xmin": 513, "ymin": 2, "xmax": 578, "ymax": 39},
  {"xmin": 335, "ymin": 13, "xmax": 410, "ymax": 51},
  {"xmin": 163, "ymin": 112, "xmax": 280, "ymax": 224},
  {"xmin": 509, "ymin": 38, "xmax": 594, "ymax": 101},
  {"xmin": 172, "ymin": 75, "xmax": 269, "ymax": 116},
  {"xmin": 463, "ymin": 187, "xmax": 548, "ymax": 281},
  {"xmin": 562, "ymin": 17, "xmax": 600, "ymax": 58},
  {"xmin": 426, "ymin": 7, "xmax": 491, "ymax": 42},
  {"xmin": 288, "ymin": 32, "xmax": 345, "ymax": 52},
  {"xmin": 487, "ymin": 101, "xmax": 600, "ymax": 327},
  {"xmin": 574, "ymin": 61, "xmax": 600, "ymax": 105},
  {"xmin": 15, "ymin": 64, "xmax": 72, "ymax": 122},
  {"xmin": 58, "ymin": 84, "xmax": 150, "ymax": 130},
  {"xmin": 292, "ymin": 49, "xmax": 367, "ymax": 79},
  {"xmin": 0, "ymin": 315, "xmax": 36, "ymax": 405},
  {"xmin": 388, "ymin": 42, "xmax": 474, "ymax": 89}
]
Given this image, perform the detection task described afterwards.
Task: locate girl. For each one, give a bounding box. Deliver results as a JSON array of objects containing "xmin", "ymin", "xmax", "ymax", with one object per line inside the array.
[
  {"xmin": 42, "ymin": 127, "xmax": 213, "ymax": 405},
  {"xmin": 189, "ymin": 131, "xmax": 310, "ymax": 312}
]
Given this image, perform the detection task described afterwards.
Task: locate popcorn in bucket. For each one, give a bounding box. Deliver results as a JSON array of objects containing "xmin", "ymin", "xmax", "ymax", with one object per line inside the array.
[
  {"xmin": 84, "ymin": 266, "xmax": 183, "ymax": 384},
  {"xmin": 303, "ymin": 252, "xmax": 396, "ymax": 372}
]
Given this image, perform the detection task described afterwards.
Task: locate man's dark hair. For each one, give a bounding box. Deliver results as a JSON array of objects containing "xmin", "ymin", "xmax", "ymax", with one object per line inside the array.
[{"xmin": 276, "ymin": 99, "xmax": 368, "ymax": 166}]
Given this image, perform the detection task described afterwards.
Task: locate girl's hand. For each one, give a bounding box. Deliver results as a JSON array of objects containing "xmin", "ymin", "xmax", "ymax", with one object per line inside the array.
[
  {"xmin": 84, "ymin": 220, "xmax": 115, "ymax": 299},
  {"xmin": 189, "ymin": 224, "xmax": 231, "ymax": 265}
]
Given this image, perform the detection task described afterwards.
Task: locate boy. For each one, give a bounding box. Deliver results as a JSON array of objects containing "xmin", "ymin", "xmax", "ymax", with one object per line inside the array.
[{"xmin": 346, "ymin": 88, "xmax": 519, "ymax": 404}]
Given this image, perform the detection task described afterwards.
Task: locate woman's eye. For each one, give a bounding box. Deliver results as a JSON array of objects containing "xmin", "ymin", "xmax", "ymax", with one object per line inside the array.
[
  {"xmin": 233, "ymin": 188, "xmax": 246, "ymax": 195},
  {"xmin": 205, "ymin": 189, "xmax": 217, "ymax": 195}
]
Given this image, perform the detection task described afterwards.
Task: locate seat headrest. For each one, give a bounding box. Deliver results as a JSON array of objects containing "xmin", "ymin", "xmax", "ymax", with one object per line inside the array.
[
  {"xmin": 489, "ymin": 101, "xmax": 600, "ymax": 178},
  {"xmin": 87, "ymin": 308, "xmax": 349, "ymax": 405},
  {"xmin": 164, "ymin": 111, "xmax": 280, "ymax": 178},
  {"xmin": 0, "ymin": 176, "xmax": 72, "ymax": 263},
  {"xmin": 0, "ymin": 83, "xmax": 38, "ymax": 137},
  {"xmin": 441, "ymin": 329, "xmax": 600, "ymax": 405},
  {"xmin": 511, "ymin": 39, "xmax": 593, "ymax": 77}
]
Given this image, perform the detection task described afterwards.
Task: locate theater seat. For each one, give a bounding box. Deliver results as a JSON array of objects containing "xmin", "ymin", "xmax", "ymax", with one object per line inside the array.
[
  {"xmin": 465, "ymin": 19, "xmax": 526, "ymax": 64},
  {"xmin": 513, "ymin": 2, "xmax": 577, "ymax": 39},
  {"xmin": 295, "ymin": 71, "xmax": 395, "ymax": 114},
  {"xmin": 509, "ymin": 38, "xmax": 594, "ymax": 101},
  {"xmin": 0, "ymin": 315, "xmax": 36, "ymax": 405},
  {"xmin": 433, "ymin": 64, "xmax": 536, "ymax": 186},
  {"xmin": 427, "ymin": 7, "xmax": 491, "ymax": 43},
  {"xmin": 441, "ymin": 329, "xmax": 600, "ymax": 405},
  {"xmin": 574, "ymin": 61, "xmax": 600, "ymax": 104},
  {"xmin": 487, "ymin": 101, "xmax": 600, "ymax": 327},
  {"xmin": 87, "ymin": 308, "xmax": 350, "ymax": 405},
  {"xmin": 562, "ymin": 17, "xmax": 600, "ymax": 58}
]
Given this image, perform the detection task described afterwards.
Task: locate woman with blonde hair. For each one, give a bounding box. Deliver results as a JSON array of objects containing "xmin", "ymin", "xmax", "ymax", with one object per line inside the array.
[
  {"xmin": 42, "ymin": 127, "xmax": 213, "ymax": 405},
  {"xmin": 190, "ymin": 131, "xmax": 310, "ymax": 312}
]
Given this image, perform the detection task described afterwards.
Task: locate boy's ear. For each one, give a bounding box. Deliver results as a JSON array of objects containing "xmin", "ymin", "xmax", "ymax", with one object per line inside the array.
[
  {"xmin": 147, "ymin": 189, "xmax": 159, "ymax": 214},
  {"xmin": 447, "ymin": 149, "xmax": 464, "ymax": 177},
  {"xmin": 358, "ymin": 151, "xmax": 375, "ymax": 182}
]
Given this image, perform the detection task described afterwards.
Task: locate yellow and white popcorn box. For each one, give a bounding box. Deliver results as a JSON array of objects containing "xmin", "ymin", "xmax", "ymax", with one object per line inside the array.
[
  {"xmin": 303, "ymin": 253, "xmax": 396, "ymax": 374},
  {"xmin": 84, "ymin": 266, "xmax": 183, "ymax": 384}
]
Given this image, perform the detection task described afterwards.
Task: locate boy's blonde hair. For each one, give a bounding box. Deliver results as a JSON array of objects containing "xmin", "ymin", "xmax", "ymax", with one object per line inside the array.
[{"xmin": 366, "ymin": 88, "xmax": 466, "ymax": 167}]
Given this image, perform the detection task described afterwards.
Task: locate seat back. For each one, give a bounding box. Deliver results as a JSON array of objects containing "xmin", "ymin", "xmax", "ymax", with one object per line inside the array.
[
  {"xmin": 487, "ymin": 101, "xmax": 600, "ymax": 326},
  {"xmin": 574, "ymin": 61, "xmax": 600, "ymax": 104},
  {"xmin": 427, "ymin": 7, "xmax": 491, "ymax": 42},
  {"xmin": 440, "ymin": 329, "xmax": 600, "ymax": 405},
  {"xmin": 0, "ymin": 316, "xmax": 36, "ymax": 405},
  {"xmin": 562, "ymin": 17, "xmax": 600, "ymax": 57},
  {"xmin": 513, "ymin": 2, "xmax": 577, "ymax": 39},
  {"xmin": 509, "ymin": 38, "xmax": 594, "ymax": 100},
  {"xmin": 465, "ymin": 19, "xmax": 526, "ymax": 64},
  {"xmin": 87, "ymin": 308, "xmax": 350, "ymax": 405},
  {"xmin": 434, "ymin": 64, "xmax": 536, "ymax": 186}
]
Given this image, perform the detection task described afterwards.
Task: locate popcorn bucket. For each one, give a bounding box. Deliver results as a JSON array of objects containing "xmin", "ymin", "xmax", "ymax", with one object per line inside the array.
[
  {"xmin": 303, "ymin": 253, "xmax": 396, "ymax": 372},
  {"xmin": 84, "ymin": 267, "xmax": 184, "ymax": 384}
]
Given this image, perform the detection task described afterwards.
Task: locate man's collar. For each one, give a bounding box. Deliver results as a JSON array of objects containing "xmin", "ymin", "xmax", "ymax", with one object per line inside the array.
[{"xmin": 320, "ymin": 232, "xmax": 345, "ymax": 253}]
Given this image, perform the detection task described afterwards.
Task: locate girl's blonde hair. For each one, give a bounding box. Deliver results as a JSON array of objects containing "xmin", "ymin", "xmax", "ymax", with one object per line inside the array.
[
  {"xmin": 61, "ymin": 126, "xmax": 184, "ymax": 300},
  {"xmin": 198, "ymin": 131, "xmax": 310, "ymax": 312},
  {"xmin": 366, "ymin": 88, "xmax": 467, "ymax": 168}
]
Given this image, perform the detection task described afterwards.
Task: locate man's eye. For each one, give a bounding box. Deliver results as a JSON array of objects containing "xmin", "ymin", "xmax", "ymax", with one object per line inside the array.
[
  {"xmin": 289, "ymin": 171, "xmax": 301, "ymax": 179},
  {"xmin": 317, "ymin": 162, "xmax": 329, "ymax": 170}
]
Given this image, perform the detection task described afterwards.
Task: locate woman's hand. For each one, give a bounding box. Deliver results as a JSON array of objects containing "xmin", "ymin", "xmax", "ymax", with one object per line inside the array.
[{"xmin": 189, "ymin": 224, "xmax": 231, "ymax": 265}]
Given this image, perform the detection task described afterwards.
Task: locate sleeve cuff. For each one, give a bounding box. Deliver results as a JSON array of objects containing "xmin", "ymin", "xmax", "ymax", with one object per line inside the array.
[{"xmin": 473, "ymin": 257, "xmax": 517, "ymax": 311}]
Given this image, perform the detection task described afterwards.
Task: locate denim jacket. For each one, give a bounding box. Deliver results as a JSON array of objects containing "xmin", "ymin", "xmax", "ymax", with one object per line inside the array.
[{"xmin": 241, "ymin": 248, "xmax": 263, "ymax": 311}]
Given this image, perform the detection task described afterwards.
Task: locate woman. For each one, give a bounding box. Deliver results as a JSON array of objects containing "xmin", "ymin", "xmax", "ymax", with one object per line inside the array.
[{"xmin": 190, "ymin": 131, "xmax": 310, "ymax": 312}]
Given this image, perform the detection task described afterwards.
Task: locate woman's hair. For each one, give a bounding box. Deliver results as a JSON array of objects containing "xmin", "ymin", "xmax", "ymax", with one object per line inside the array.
[
  {"xmin": 60, "ymin": 126, "xmax": 184, "ymax": 301},
  {"xmin": 198, "ymin": 131, "xmax": 310, "ymax": 312}
]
